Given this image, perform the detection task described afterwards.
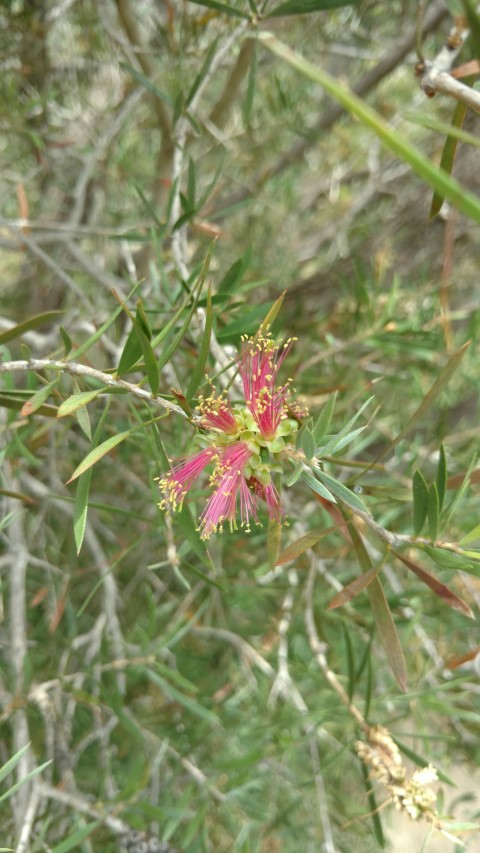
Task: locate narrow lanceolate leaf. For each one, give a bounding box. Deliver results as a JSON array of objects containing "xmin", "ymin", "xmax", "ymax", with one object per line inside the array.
[
  {"xmin": 412, "ymin": 469, "xmax": 429, "ymax": 536},
  {"xmin": 20, "ymin": 379, "xmax": 59, "ymax": 416},
  {"xmin": 315, "ymin": 469, "xmax": 368, "ymax": 513},
  {"xmin": 66, "ymin": 430, "xmax": 132, "ymax": 484},
  {"xmin": 427, "ymin": 483, "xmax": 439, "ymax": 542},
  {"xmin": 430, "ymin": 100, "xmax": 467, "ymax": 218},
  {"xmin": 328, "ymin": 561, "xmax": 383, "ymax": 609},
  {"xmin": 59, "ymin": 326, "xmax": 72, "ymax": 356},
  {"xmin": 436, "ymin": 443, "xmax": 447, "ymax": 511},
  {"xmin": 368, "ymin": 576, "xmax": 407, "ymax": 692},
  {"xmin": 260, "ymin": 36, "xmax": 480, "ymax": 224},
  {"xmin": 136, "ymin": 324, "xmax": 160, "ymax": 397},
  {"xmin": 275, "ymin": 526, "xmax": 335, "ymax": 566},
  {"xmin": 316, "ymin": 396, "xmax": 373, "ymax": 456},
  {"xmin": 50, "ymin": 821, "xmax": 100, "ymax": 853},
  {"xmin": 302, "ymin": 470, "xmax": 336, "ymax": 502},
  {"xmin": 0, "ymin": 310, "xmax": 63, "ymax": 345},
  {"xmin": 347, "ymin": 519, "xmax": 407, "ymax": 690},
  {"xmin": 57, "ymin": 389, "xmax": 106, "ymax": 418},
  {"xmin": 74, "ymin": 468, "xmax": 93, "ymax": 555},
  {"xmin": 259, "ymin": 290, "xmax": 286, "ymax": 333},
  {"xmin": 268, "ymin": 0, "xmax": 358, "ymax": 16},
  {"xmin": 393, "ymin": 550, "xmax": 474, "ymax": 619},
  {"xmin": 120, "ymin": 62, "xmax": 172, "ymax": 106},
  {"xmin": 460, "ymin": 521, "xmax": 480, "ymax": 545},
  {"xmin": 300, "ymin": 425, "xmax": 316, "ymax": 460},
  {"xmin": 186, "ymin": 285, "xmax": 212, "ymax": 400},
  {"xmin": 313, "ymin": 392, "xmax": 337, "ymax": 443}
]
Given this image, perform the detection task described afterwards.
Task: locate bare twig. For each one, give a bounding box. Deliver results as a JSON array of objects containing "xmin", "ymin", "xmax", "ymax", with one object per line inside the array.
[
  {"xmin": 6, "ymin": 474, "xmax": 35, "ymax": 830},
  {"xmin": 0, "ymin": 359, "xmax": 187, "ymax": 418}
]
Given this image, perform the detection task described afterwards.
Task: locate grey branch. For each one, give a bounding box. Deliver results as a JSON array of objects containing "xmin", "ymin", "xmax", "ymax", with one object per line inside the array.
[{"xmin": 0, "ymin": 359, "xmax": 188, "ymax": 419}]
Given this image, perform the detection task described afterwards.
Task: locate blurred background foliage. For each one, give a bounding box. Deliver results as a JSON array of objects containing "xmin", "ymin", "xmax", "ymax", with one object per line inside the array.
[{"xmin": 0, "ymin": 0, "xmax": 480, "ymax": 851}]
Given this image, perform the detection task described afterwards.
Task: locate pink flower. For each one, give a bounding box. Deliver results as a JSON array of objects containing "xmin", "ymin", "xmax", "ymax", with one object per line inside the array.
[
  {"xmin": 158, "ymin": 331, "xmax": 299, "ymax": 538},
  {"xmin": 199, "ymin": 442, "xmax": 256, "ymax": 538},
  {"xmin": 238, "ymin": 333, "xmax": 293, "ymax": 440},
  {"xmin": 159, "ymin": 446, "xmax": 217, "ymax": 513}
]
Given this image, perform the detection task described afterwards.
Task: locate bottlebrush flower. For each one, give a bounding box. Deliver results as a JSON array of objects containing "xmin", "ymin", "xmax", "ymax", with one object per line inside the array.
[{"xmin": 158, "ymin": 331, "xmax": 301, "ymax": 539}]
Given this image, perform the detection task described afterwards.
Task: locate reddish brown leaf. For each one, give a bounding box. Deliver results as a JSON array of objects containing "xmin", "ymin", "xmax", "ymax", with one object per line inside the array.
[
  {"xmin": 393, "ymin": 549, "xmax": 474, "ymax": 618},
  {"xmin": 328, "ymin": 561, "xmax": 382, "ymax": 609}
]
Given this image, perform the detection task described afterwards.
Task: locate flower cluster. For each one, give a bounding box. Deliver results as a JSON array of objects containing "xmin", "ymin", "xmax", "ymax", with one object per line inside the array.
[
  {"xmin": 158, "ymin": 332, "xmax": 301, "ymax": 539},
  {"xmin": 356, "ymin": 725, "xmax": 439, "ymax": 821}
]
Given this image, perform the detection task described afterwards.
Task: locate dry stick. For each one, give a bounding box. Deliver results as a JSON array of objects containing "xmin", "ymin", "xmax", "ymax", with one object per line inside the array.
[
  {"xmin": 213, "ymin": 1, "xmax": 449, "ymax": 214},
  {"xmin": 6, "ymin": 474, "xmax": 36, "ymax": 832},
  {"xmin": 304, "ymin": 560, "xmax": 369, "ymax": 733},
  {"xmin": 440, "ymin": 208, "xmax": 457, "ymax": 351},
  {"xmin": 0, "ymin": 359, "xmax": 187, "ymax": 419}
]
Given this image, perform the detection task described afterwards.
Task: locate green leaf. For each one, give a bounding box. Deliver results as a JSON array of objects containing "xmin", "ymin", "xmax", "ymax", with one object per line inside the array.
[
  {"xmin": 412, "ymin": 469, "xmax": 429, "ymax": 536},
  {"xmin": 430, "ymin": 100, "xmax": 467, "ymax": 218},
  {"xmin": 74, "ymin": 468, "xmax": 93, "ymax": 555},
  {"xmin": 57, "ymin": 389, "xmax": 106, "ymax": 418},
  {"xmin": 135, "ymin": 324, "xmax": 160, "ymax": 397},
  {"xmin": 186, "ymin": 0, "xmax": 250, "ymax": 18},
  {"xmin": 243, "ymin": 37, "xmax": 258, "ymax": 126},
  {"xmin": 59, "ymin": 326, "xmax": 72, "ymax": 356},
  {"xmin": 186, "ymin": 38, "xmax": 218, "ymax": 107},
  {"xmin": 406, "ymin": 110, "xmax": 480, "ymax": 150},
  {"xmin": 186, "ymin": 285, "xmax": 212, "ymax": 400},
  {"xmin": 117, "ymin": 325, "xmax": 143, "ymax": 376},
  {"xmin": 315, "ymin": 469, "xmax": 368, "ymax": 513},
  {"xmin": 392, "ymin": 550, "xmax": 473, "ymax": 618},
  {"xmin": 285, "ymin": 459, "xmax": 303, "ymax": 486},
  {"xmin": 0, "ymin": 311, "xmax": 63, "ymax": 345},
  {"xmin": 427, "ymin": 483, "xmax": 439, "ymax": 542},
  {"xmin": 0, "ymin": 744, "xmax": 30, "ymax": 784},
  {"xmin": 346, "ymin": 519, "xmax": 406, "ymax": 690},
  {"xmin": 20, "ymin": 379, "xmax": 58, "ymax": 417},
  {"xmin": 260, "ymin": 36, "xmax": 480, "ymax": 224},
  {"xmin": 268, "ymin": 0, "xmax": 358, "ymax": 16},
  {"xmin": 368, "ymin": 576, "xmax": 407, "ymax": 692},
  {"xmin": 0, "ymin": 392, "xmax": 57, "ymax": 417},
  {"xmin": 217, "ymin": 254, "xmax": 250, "ymax": 296},
  {"xmin": 157, "ymin": 246, "xmax": 212, "ymax": 370},
  {"xmin": 75, "ymin": 404, "xmax": 92, "ymax": 441},
  {"xmin": 0, "ymin": 759, "xmax": 52, "ymax": 805},
  {"xmin": 461, "ymin": 0, "xmax": 480, "ymax": 59},
  {"xmin": 313, "ymin": 392, "xmax": 337, "ymax": 443},
  {"xmin": 66, "ymin": 429, "xmax": 133, "ymax": 484},
  {"xmin": 459, "ymin": 521, "xmax": 480, "ymax": 546},
  {"xmin": 120, "ymin": 62, "xmax": 172, "ymax": 106},
  {"xmin": 436, "ymin": 443, "xmax": 447, "ymax": 511},
  {"xmin": 300, "ymin": 425, "xmax": 316, "ymax": 460},
  {"xmin": 444, "ymin": 451, "xmax": 477, "ymax": 526},
  {"xmin": 187, "ymin": 157, "xmax": 196, "ymax": 209},
  {"xmin": 302, "ymin": 470, "xmax": 336, "ymax": 502},
  {"xmin": 275, "ymin": 526, "xmax": 335, "ymax": 565},
  {"xmin": 360, "ymin": 762, "xmax": 386, "ymax": 848},
  {"xmin": 144, "ymin": 667, "xmax": 220, "ymax": 725},
  {"xmin": 51, "ymin": 821, "xmax": 99, "ymax": 853},
  {"xmin": 316, "ymin": 396, "xmax": 373, "ymax": 456}
]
